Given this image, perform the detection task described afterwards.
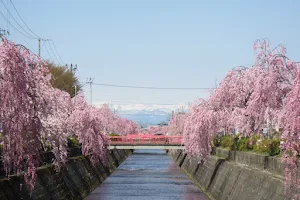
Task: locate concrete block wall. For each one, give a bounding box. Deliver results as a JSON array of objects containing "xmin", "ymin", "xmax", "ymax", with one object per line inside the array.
[
  {"xmin": 169, "ymin": 148, "xmax": 289, "ymax": 200},
  {"xmin": 0, "ymin": 149, "xmax": 133, "ymax": 200}
]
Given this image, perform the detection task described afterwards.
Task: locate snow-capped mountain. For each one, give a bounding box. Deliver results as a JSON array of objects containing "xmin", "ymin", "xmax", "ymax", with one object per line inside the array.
[{"xmin": 95, "ymin": 102, "xmax": 188, "ymax": 126}]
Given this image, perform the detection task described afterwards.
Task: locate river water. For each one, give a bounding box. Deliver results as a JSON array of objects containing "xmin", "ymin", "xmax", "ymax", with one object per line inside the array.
[{"xmin": 85, "ymin": 149, "xmax": 209, "ymax": 200}]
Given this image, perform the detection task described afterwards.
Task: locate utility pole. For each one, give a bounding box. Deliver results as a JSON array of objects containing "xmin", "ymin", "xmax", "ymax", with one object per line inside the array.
[
  {"xmin": 66, "ymin": 64, "xmax": 77, "ymax": 73},
  {"xmin": 38, "ymin": 38, "xmax": 41, "ymax": 57},
  {"xmin": 0, "ymin": 28, "xmax": 9, "ymax": 37},
  {"xmin": 73, "ymin": 84, "xmax": 77, "ymax": 96},
  {"xmin": 38, "ymin": 38, "xmax": 51, "ymax": 57},
  {"xmin": 215, "ymin": 78, "xmax": 218, "ymax": 88},
  {"xmin": 68, "ymin": 64, "xmax": 78, "ymax": 98},
  {"xmin": 72, "ymin": 83, "xmax": 77, "ymax": 108},
  {"xmin": 86, "ymin": 77, "xmax": 94, "ymax": 105}
]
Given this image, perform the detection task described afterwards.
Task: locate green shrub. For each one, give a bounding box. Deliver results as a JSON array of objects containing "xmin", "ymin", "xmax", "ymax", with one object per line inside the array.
[
  {"xmin": 245, "ymin": 137, "xmax": 254, "ymax": 150},
  {"xmin": 109, "ymin": 133, "xmax": 120, "ymax": 136},
  {"xmin": 220, "ymin": 135, "xmax": 232, "ymax": 149},
  {"xmin": 67, "ymin": 136, "xmax": 80, "ymax": 148},
  {"xmin": 237, "ymin": 137, "xmax": 249, "ymax": 151},
  {"xmin": 254, "ymin": 138, "xmax": 269, "ymax": 154},
  {"xmin": 261, "ymin": 139, "xmax": 270, "ymax": 153},
  {"xmin": 231, "ymin": 134, "xmax": 239, "ymax": 150},
  {"xmin": 245, "ymin": 134, "xmax": 260, "ymax": 150},
  {"xmin": 212, "ymin": 135, "xmax": 221, "ymax": 147},
  {"xmin": 268, "ymin": 138, "xmax": 281, "ymax": 156},
  {"xmin": 213, "ymin": 134, "xmax": 238, "ymax": 150},
  {"xmin": 213, "ymin": 133, "xmax": 282, "ymax": 156},
  {"xmin": 219, "ymin": 135, "xmax": 238, "ymax": 150}
]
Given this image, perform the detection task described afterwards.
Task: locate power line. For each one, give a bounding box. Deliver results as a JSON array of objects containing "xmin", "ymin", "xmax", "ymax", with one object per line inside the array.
[
  {"xmin": 43, "ymin": 40, "xmax": 53, "ymax": 60},
  {"xmin": 6, "ymin": 0, "xmax": 10, "ymax": 33},
  {"xmin": 95, "ymin": 99, "xmax": 188, "ymax": 106},
  {"xmin": 43, "ymin": 41, "xmax": 51, "ymax": 57},
  {"xmin": 23, "ymin": 39, "xmax": 37, "ymax": 53},
  {"xmin": 91, "ymin": 82, "xmax": 215, "ymax": 90},
  {"xmin": 9, "ymin": 0, "xmax": 40, "ymax": 38},
  {"xmin": 45, "ymin": 40, "xmax": 62, "ymax": 65},
  {"xmin": 0, "ymin": 0, "xmax": 38, "ymax": 39},
  {"xmin": 40, "ymin": 40, "xmax": 64, "ymax": 65},
  {"xmin": 0, "ymin": 8, "xmax": 36, "ymax": 39},
  {"xmin": 50, "ymin": 39, "xmax": 64, "ymax": 64},
  {"xmin": 5, "ymin": 0, "xmax": 64, "ymax": 64}
]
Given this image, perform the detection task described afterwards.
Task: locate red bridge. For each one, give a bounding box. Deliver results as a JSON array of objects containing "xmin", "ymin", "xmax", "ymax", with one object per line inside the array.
[{"xmin": 108, "ymin": 135, "xmax": 184, "ymax": 149}]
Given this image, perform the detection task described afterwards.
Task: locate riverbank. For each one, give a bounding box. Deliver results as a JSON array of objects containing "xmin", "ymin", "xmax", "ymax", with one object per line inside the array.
[
  {"xmin": 168, "ymin": 148, "xmax": 287, "ymax": 200},
  {"xmin": 0, "ymin": 149, "xmax": 133, "ymax": 200}
]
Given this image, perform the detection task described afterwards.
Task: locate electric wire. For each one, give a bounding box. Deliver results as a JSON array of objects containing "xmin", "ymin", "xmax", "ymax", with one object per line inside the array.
[
  {"xmin": 45, "ymin": 40, "xmax": 62, "ymax": 65},
  {"xmin": 92, "ymin": 82, "xmax": 215, "ymax": 90},
  {"xmin": 95, "ymin": 99, "xmax": 188, "ymax": 106},
  {"xmin": 7, "ymin": 0, "xmax": 64, "ymax": 65},
  {"xmin": 0, "ymin": 0, "xmax": 38, "ymax": 39},
  {"xmin": 0, "ymin": 8, "xmax": 36, "ymax": 39},
  {"xmin": 23, "ymin": 39, "xmax": 37, "ymax": 53},
  {"xmin": 43, "ymin": 40, "xmax": 54, "ymax": 61},
  {"xmin": 9, "ymin": 0, "xmax": 40, "ymax": 38},
  {"xmin": 6, "ymin": 0, "xmax": 10, "ymax": 33},
  {"xmin": 50, "ymin": 40, "xmax": 64, "ymax": 64}
]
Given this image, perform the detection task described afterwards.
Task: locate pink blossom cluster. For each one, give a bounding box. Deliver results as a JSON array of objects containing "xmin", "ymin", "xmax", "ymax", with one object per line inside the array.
[
  {"xmin": 167, "ymin": 112, "xmax": 187, "ymax": 136},
  {"xmin": 168, "ymin": 39, "xmax": 300, "ymax": 197},
  {"xmin": 0, "ymin": 40, "xmax": 138, "ymax": 191},
  {"xmin": 146, "ymin": 126, "xmax": 168, "ymax": 135}
]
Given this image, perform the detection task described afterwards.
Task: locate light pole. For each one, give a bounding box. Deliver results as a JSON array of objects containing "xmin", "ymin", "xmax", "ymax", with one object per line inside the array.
[
  {"xmin": 74, "ymin": 84, "xmax": 77, "ymax": 97},
  {"xmin": 86, "ymin": 77, "xmax": 94, "ymax": 106},
  {"xmin": 73, "ymin": 84, "xmax": 77, "ymax": 109},
  {"xmin": 66, "ymin": 64, "xmax": 77, "ymax": 72}
]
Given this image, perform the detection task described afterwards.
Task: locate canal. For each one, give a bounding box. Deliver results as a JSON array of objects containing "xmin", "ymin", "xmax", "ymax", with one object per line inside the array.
[{"xmin": 85, "ymin": 149, "xmax": 209, "ymax": 200}]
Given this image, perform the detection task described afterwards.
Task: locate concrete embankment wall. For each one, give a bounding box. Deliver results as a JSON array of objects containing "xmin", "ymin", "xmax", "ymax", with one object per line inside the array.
[
  {"xmin": 0, "ymin": 149, "xmax": 133, "ymax": 200},
  {"xmin": 169, "ymin": 148, "xmax": 288, "ymax": 200}
]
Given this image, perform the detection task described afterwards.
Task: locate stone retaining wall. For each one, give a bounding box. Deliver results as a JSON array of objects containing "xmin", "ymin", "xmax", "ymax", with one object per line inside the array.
[
  {"xmin": 0, "ymin": 149, "xmax": 133, "ymax": 200},
  {"xmin": 169, "ymin": 148, "xmax": 288, "ymax": 200}
]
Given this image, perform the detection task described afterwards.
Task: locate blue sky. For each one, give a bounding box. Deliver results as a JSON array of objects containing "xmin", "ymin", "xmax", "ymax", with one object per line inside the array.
[{"xmin": 3, "ymin": 0, "xmax": 300, "ymax": 119}]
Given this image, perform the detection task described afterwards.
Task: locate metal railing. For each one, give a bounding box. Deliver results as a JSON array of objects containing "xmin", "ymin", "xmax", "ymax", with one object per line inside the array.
[{"xmin": 109, "ymin": 135, "xmax": 183, "ymax": 145}]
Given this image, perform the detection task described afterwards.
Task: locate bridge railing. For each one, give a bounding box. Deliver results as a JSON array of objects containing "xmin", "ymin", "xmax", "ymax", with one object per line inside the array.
[{"xmin": 109, "ymin": 135, "xmax": 183, "ymax": 145}]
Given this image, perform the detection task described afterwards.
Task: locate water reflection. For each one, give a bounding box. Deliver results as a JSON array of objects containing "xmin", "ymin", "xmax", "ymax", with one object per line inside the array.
[{"xmin": 85, "ymin": 149, "xmax": 208, "ymax": 200}]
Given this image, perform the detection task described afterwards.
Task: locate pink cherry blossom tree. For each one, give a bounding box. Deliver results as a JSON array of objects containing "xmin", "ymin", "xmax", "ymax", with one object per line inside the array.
[
  {"xmin": 182, "ymin": 99, "xmax": 218, "ymax": 161},
  {"xmin": 66, "ymin": 94, "xmax": 109, "ymax": 165},
  {"xmin": 0, "ymin": 39, "xmax": 139, "ymax": 193},
  {"xmin": 209, "ymin": 66, "xmax": 254, "ymax": 135},
  {"xmin": 167, "ymin": 112, "xmax": 187, "ymax": 136},
  {"xmin": 41, "ymin": 88, "xmax": 72, "ymax": 170},
  {"xmin": 168, "ymin": 39, "xmax": 300, "ymax": 197},
  {"xmin": 280, "ymin": 68, "xmax": 300, "ymax": 198},
  {"xmin": 246, "ymin": 39, "xmax": 298, "ymax": 137},
  {"xmin": 0, "ymin": 40, "xmax": 50, "ymax": 191}
]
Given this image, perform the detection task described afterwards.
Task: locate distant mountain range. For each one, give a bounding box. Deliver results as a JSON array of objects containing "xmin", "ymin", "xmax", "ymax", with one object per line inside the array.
[
  {"xmin": 119, "ymin": 110, "xmax": 171, "ymax": 126},
  {"xmin": 95, "ymin": 102, "xmax": 188, "ymax": 127}
]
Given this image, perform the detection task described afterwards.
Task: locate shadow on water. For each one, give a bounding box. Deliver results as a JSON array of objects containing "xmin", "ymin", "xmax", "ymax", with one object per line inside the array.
[{"xmin": 85, "ymin": 149, "xmax": 208, "ymax": 200}]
